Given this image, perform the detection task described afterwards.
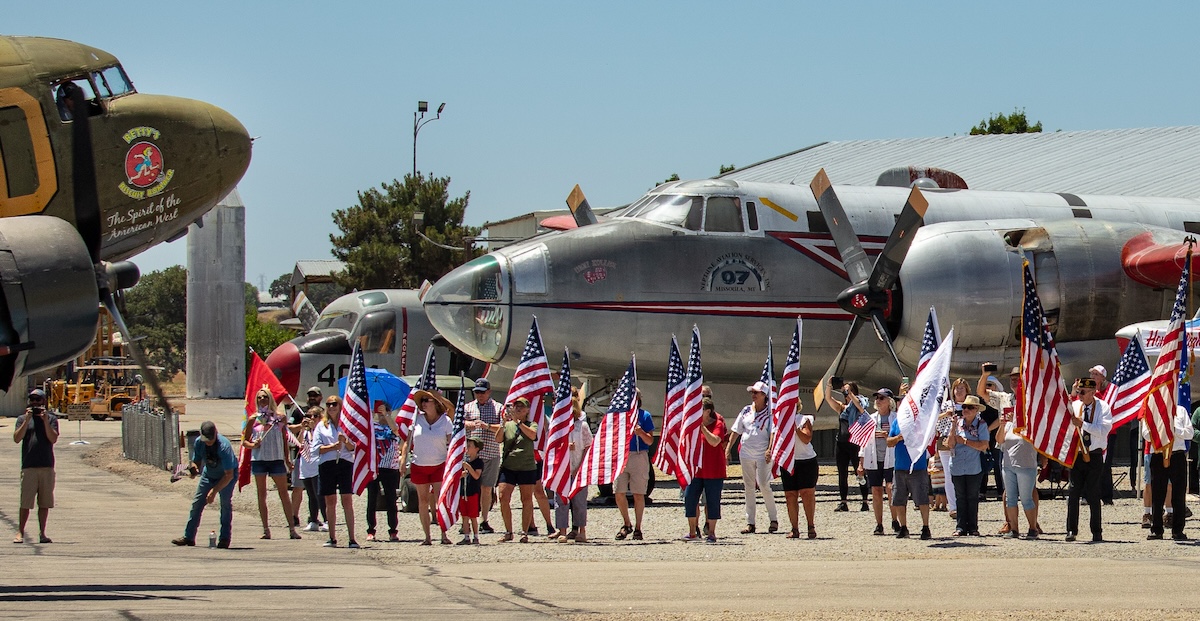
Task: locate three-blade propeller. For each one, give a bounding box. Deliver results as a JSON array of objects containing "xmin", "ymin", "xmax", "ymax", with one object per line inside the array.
[{"xmin": 809, "ymin": 169, "xmax": 928, "ymax": 407}]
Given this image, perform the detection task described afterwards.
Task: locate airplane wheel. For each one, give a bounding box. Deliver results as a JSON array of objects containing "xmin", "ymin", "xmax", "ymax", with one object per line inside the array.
[{"xmin": 399, "ymin": 474, "xmax": 419, "ymax": 513}]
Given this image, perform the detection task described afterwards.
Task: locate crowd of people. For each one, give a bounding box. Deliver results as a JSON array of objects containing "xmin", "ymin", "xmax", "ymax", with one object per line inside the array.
[{"xmin": 166, "ymin": 363, "xmax": 1197, "ymax": 548}]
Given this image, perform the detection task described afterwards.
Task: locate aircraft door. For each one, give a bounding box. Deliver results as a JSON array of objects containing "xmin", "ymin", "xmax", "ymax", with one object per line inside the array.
[{"xmin": 0, "ymin": 88, "xmax": 56, "ymax": 216}]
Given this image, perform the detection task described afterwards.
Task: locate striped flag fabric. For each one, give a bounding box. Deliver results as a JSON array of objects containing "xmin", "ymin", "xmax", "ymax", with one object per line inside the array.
[
  {"xmin": 679, "ymin": 326, "xmax": 704, "ymax": 486},
  {"xmin": 768, "ymin": 318, "xmax": 802, "ymax": 477},
  {"xmin": 1109, "ymin": 333, "xmax": 1152, "ymax": 430},
  {"xmin": 1137, "ymin": 250, "xmax": 1191, "ymax": 453},
  {"xmin": 847, "ymin": 411, "xmax": 875, "ymax": 448},
  {"xmin": 569, "ymin": 357, "xmax": 638, "ymax": 497},
  {"xmin": 1019, "ymin": 260, "xmax": 1079, "ymax": 467},
  {"xmin": 395, "ymin": 345, "xmax": 436, "ymax": 443},
  {"xmin": 755, "ymin": 338, "xmax": 776, "ymax": 428},
  {"xmin": 653, "ymin": 336, "xmax": 687, "ymax": 486},
  {"xmin": 435, "ymin": 382, "xmax": 469, "ymax": 532},
  {"xmin": 542, "ymin": 350, "xmax": 576, "ymax": 497},
  {"xmin": 341, "ymin": 343, "xmax": 377, "ymax": 495},
  {"xmin": 506, "ymin": 318, "xmax": 555, "ymax": 452}
]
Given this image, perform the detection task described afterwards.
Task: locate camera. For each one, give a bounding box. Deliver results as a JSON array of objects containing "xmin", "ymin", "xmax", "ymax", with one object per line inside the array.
[
  {"xmin": 983, "ymin": 363, "xmax": 998, "ymax": 373},
  {"xmin": 830, "ymin": 376, "xmax": 844, "ymax": 389},
  {"xmin": 30, "ymin": 406, "xmax": 43, "ymax": 414}
]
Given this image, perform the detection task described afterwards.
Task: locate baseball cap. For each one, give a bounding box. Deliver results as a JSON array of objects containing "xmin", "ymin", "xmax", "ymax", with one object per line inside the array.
[
  {"xmin": 306, "ymin": 386, "xmax": 322, "ymax": 396},
  {"xmin": 473, "ymin": 378, "xmax": 491, "ymax": 393},
  {"xmin": 873, "ymin": 387, "xmax": 894, "ymax": 399},
  {"xmin": 1009, "ymin": 366, "xmax": 1021, "ymax": 377},
  {"xmin": 1078, "ymin": 378, "xmax": 1098, "ymax": 389},
  {"xmin": 27, "ymin": 388, "xmax": 45, "ymax": 399},
  {"xmin": 747, "ymin": 381, "xmax": 769, "ymax": 394},
  {"xmin": 511, "ymin": 397, "xmax": 530, "ymax": 407},
  {"xmin": 200, "ymin": 421, "xmax": 217, "ymax": 439},
  {"xmin": 1089, "ymin": 365, "xmax": 1107, "ymax": 378}
]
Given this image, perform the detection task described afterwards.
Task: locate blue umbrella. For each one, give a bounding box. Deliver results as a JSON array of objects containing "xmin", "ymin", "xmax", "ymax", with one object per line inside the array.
[{"xmin": 338, "ymin": 368, "xmax": 411, "ymax": 411}]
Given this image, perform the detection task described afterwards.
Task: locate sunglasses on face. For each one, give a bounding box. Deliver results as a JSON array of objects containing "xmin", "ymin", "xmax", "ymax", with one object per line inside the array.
[
  {"xmin": 420, "ymin": 398, "xmax": 432, "ymax": 404},
  {"xmin": 326, "ymin": 402, "xmax": 340, "ymax": 408}
]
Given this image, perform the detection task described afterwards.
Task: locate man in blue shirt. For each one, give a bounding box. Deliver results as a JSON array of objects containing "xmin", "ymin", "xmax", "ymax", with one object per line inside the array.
[
  {"xmin": 173, "ymin": 421, "xmax": 238, "ymax": 547},
  {"xmin": 887, "ymin": 417, "xmax": 931, "ymax": 540},
  {"xmin": 614, "ymin": 389, "xmax": 655, "ymax": 541}
]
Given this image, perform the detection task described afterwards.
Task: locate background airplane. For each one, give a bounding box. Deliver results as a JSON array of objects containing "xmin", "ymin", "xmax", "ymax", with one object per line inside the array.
[
  {"xmin": 423, "ymin": 173, "xmax": 1196, "ymax": 425},
  {"xmin": 0, "ymin": 35, "xmax": 251, "ymax": 392},
  {"xmin": 265, "ymin": 289, "xmax": 492, "ymax": 397}
]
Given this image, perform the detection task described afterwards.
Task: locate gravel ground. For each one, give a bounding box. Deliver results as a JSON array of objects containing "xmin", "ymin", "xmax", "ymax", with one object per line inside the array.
[{"xmin": 87, "ymin": 439, "xmax": 1200, "ymax": 566}]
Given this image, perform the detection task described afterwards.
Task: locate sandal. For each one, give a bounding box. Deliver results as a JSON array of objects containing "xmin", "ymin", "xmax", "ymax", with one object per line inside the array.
[
  {"xmin": 498, "ymin": 532, "xmax": 514, "ymax": 543},
  {"xmin": 12, "ymin": 534, "xmax": 24, "ymax": 544},
  {"xmin": 786, "ymin": 529, "xmax": 800, "ymax": 539},
  {"xmin": 289, "ymin": 531, "xmax": 302, "ymax": 540},
  {"xmin": 519, "ymin": 534, "xmax": 530, "ymax": 543},
  {"xmin": 807, "ymin": 527, "xmax": 818, "ymax": 540},
  {"xmin": 615, "ymin": 524, "xmax": 632, "ymax": 540},
  {"xmin": 741, "ymin": 524, "xmax": 756, "ymax": 534},
  {"xmin": 260, "ymin": 529, "xmax": 271, "ymax": 540},
  {"xmin": 768, "ymin": 521, "xmax": 779, "ymax": 533}
]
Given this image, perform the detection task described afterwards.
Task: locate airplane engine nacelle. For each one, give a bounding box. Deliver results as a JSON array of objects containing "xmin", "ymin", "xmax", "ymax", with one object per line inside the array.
[
  {"xmin": 896, "ymin": 219, "xmax": 1171, "ymax": 374},
  {"xmin": 0, "ymin": 216, "xmax": 99, "ymax": 390}
]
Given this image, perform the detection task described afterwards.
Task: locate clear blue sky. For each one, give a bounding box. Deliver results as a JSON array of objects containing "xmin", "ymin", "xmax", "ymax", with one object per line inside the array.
[{"xmin": 9, "ymin": 2, "xmax": 1200, "ymax": 290}]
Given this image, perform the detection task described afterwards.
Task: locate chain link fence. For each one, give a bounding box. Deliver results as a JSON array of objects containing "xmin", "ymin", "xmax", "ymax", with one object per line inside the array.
[{"xmin": 121, "ymin": 401, "xmax": 181, "ymax": 471}]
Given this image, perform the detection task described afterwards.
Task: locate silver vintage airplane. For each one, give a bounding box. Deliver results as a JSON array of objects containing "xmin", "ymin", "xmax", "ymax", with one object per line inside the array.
[{"xmin": 423, "ymin": 171, "xmax": 1196, "ymax": 423}]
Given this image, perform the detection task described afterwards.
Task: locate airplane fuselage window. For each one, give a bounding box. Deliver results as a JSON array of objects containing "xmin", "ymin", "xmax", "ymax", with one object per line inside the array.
[
  {"xmin": 746, "ymin": 201, "xmax": 759, "ymax": 231},
  {"xmin": 703, "ymin": 196, "xmax": 744, "ymax": 233},
  {"xmin": 53, "ymin": 77, "xmax": 102, "ymax": 121},
  {"xmin": 636, "ymin": 194, "xmax": 703, "ymax": 231},
  {"xmin": 357, "ymin": 310, "xmax": 397, "ymax": 354},
  {"xmin": 94, "ymin": 65, "xmax": 135, "ymax": 98},
  {"xmin": 313, "ymin": 311, "xmax": 358, "ymax": 332}
]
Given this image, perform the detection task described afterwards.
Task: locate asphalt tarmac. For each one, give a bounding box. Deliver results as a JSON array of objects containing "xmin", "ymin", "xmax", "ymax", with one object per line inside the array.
[{"xmin": 2, "ymin": 399, "xmax": 1199, "ymax": 620}]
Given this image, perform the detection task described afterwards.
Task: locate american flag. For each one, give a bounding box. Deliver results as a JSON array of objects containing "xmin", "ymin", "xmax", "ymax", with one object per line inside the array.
[
  {"xmin": 916, "ymin": 306, "xmax": 941, "ymax": 376},
  {"xmin": 1019, "ymin": 261, "xmax": 1079, "ymax": 467},
  {"xmin": 678, "ymin": 326, "xmax": 704, "ymax": 486},
  {"xmin": 847, "ymin": 411, "xmax": 875, "ymax": 448},
  {"xmin": 395, "ymin": 345, "xmax": 436, "ymax": 443},
  {"xmin": 435, "ymin": 381, "xmax": 468, "ymax": 532},
  {"xmin": 653, "ymin": 336, "xmax": 687, "ymax": 486},
  {"xmin": 755, "ymin": 338, "xmax": 776, "ymax": 428},
  {"xmin": 769, "ymin": 318, "xmax": 802, "ymax": 477},
  {"xmin": 541, "ymin": 350, "xmax": 576, "ymax": 497},
  {"xmin": 1109, "ymin": 333, "xmax": 1152, "ymax": 430},
  {"xmin": 569, "ymin": 357, "xmax": 638, "ymax": 496},
  {"xmin": 342, "ymin": 343, "xmax": 377, "ymax": 495},
  {"xmin": 1137, "ymin": 251, "xmax": 1190, "ymax": 453},
  {"xmin": 506, "ymin": 318, "xmax": 555, "ymax": 452}
]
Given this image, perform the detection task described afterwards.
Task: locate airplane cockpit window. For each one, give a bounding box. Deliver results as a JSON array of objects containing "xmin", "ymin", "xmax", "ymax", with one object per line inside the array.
[
  {"xmin": 93, "ymin": 65, "xmax": 135, "ymax": 99},
  {"xmin": 634, "ymin": 194, "xmax": 703, "ymax": 230},
  {"xmin": 357, "ymin": 291, "xmax": 389, "ymax": 308},
  {"xmin": 53, "ymin": 78, "xmax": 102, "ymax": 122},
  {"xmin": 704, "ymin": 196, "xmax": 744, "ymax": 233},
  {"xmin": 313, "ymin": 310, "xmax": 359, "ymax": 332},
  {"xmin": 357, "ymin": 310, "xmax": 397, "ymax": 354}
]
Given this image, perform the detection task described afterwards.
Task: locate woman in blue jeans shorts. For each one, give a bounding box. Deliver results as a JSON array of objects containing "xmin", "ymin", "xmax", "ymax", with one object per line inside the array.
[
  {"xmin": 997, "ymin": 412, "xmax": 1039, "ymax": 538},
  {"xmin": 683, "ymin": 399, "xmax": 728, "ymax": 542},
  {"xmin": 947, "ymin": 395, "xmax": 989, "ymax": 536}
]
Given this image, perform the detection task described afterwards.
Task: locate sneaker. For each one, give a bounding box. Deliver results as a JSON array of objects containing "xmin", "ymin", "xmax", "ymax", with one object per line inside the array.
[
  {"xmin": 365, "ymin": 533, "xmax": 376, "ymax": 542},
  {"xmin": 920, "ymin": 526, "xmax": 931, "ymax": 541},
  {"xmin": 896, "ymin": 526, "xmax": 910, "ymax": 539},
  {"xmin": 319, "ymin": 523, "xmax": 329, "ymax": 532},
  {"xmin": 834, "ymin": 502, "xmax": 848, "ymax": 512},
  {"xmin": 1026, "ymin": 529, "xmax": 1038, "ymax": 540},
  {"xmin": 304, "ymin": 522, "xmax": 321, "ymax": 532},
  {"xmin": 1148, "ymin": 532, "xmax": 1164, "ymax": 540},
  {"xmin": 1143, "ymin": 514, "xmax": 1153, "ymax": 529},
  {"xmin": 457, "ymin": 536, "xmax": 472, "ymax": 545},
  {"xmin": 705, "ymin": 535, "xmax": 718, "ymax": 543},
  {"xmin": 873, "ymin": 524, "xmax": 885, "ymax": 536},
  {"xmin": 389, "ymin": 531, "xmax": 400, "ymax": 542},
  {"xmin": 1091, "ymin": 534, "xmax": 1104, "ymax": 543},
  {"xmin": 171, "ymin": 537, "xmax": 195, "ymax": 547},
  {"xmin": 1064, "ymin": 532, "xmax": 1077, "ymax": 542},
  {"xmin": 472, "ymin": 537, "xmax": 480, "ymax": 544},
  {"xmin": 768, "ymin": 521, "xmax": 779, "ymax": 533},
  {"xmin": 1008, "ymin": 530, "xmax": 1019, "ymax": 539},
  {"xmin": 632, "ymin": 530, "xmax": 643, "ymax": 541},
  {"xmin": 527, "ymin": 526, "xmax": 540, "ymax": 536},
  {"xmin": 479, "ymin": 521, "xmax": 495, "ymax": 534},
  {"xmin": 892, "ymin": 519, "xmax": 901, "ymax": 533},
  {"xmin": 860, "ymin": 502, "xmax": 869, "ymax": 512},
  {"xmin": 1173, "ymin": 532, "xmax": 1190, "ymax": 541},
  {"xmin": 216, "ymin": 539, "xmax": 230, "ymax": 549},
  {"xmin": 324, "ymin": 539, "xmax": 338, "ymax": 547},
  {"xmin": 348, "ymin": 540, "xmax": 360, "ymax": 549}
]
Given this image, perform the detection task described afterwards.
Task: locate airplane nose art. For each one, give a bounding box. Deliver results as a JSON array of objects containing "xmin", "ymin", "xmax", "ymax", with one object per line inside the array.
[
  {"xmin": 424, "ymin": 254, "xmax": 511, "ymax": 363},
  {"xmin": 264, "ymin": 341, "xmax": 300, "ymax": 396}
]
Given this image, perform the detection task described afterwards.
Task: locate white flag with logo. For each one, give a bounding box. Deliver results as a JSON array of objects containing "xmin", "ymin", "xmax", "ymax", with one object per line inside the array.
[{"xmin": 896, "ymin": 328, "xmax": 954, "ymax": 469}]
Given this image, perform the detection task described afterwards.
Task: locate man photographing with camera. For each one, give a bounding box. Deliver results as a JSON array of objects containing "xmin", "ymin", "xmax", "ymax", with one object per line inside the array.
[{"xmin": 13, "ymin": 388, "xmax": 58, "ymax": 544}]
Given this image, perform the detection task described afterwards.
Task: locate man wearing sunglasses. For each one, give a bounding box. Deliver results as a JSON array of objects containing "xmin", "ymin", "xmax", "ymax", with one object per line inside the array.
[{"xmin": 14, "ymin": 389, "xmax": 58, "ymax": 544}]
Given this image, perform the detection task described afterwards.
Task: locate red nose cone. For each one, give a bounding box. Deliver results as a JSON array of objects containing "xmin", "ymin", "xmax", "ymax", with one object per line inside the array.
[{"xmin": 265, "ymin": 342, "xmax": 300, "ymax": 397}]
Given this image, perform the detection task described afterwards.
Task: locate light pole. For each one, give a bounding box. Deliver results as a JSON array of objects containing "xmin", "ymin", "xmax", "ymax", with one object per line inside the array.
[{"xmin": 413, "ymin": 100, "xmax": 445, "ymax": 177}]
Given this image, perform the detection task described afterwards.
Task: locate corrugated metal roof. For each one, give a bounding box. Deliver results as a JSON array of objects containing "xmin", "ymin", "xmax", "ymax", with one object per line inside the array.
[
  {"xmin": 723, "ymin": 126, "xmax": 1200, "ymax": 198},
  {"xmin": 292, "ymin": 260, "xmax": 345, "ymax": 278}
]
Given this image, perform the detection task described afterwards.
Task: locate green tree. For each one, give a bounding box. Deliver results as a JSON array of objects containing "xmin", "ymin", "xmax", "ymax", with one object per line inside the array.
[
  {"xmin": 330, "ymin": 173, "xmax": 479, "ymax": 290},
  {"xmin": 268, "ymin": 273, "xmax": 291, "ymax": 298},
  {"xmin": 123, "ymin": 266, "xmax": 187, "ymax": 379},
  {"xmin": 245, "ymin": 312, "xmax": 294, "ymax": 371},
  {"xmin": 718, "ymin": 164, "xmax": 736, "ymax": 175},
  {"xmin": 970, "ymin": 108, "xmax": 1043, "ymax": 135},
  {"xmin": 268, "ymin": 271, "xmax": 346, "ymax": 311}
]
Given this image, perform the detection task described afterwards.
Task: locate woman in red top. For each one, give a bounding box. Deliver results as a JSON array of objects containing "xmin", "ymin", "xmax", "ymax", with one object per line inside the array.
[{"xmin": 682, "ymin": 398, "xmax": 728, "ymax": 542}]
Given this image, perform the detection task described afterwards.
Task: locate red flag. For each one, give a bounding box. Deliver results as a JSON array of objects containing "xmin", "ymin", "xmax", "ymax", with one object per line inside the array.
[{"xmin": 239, "ymin": 351, "xmax": 290, "ymax": 490}]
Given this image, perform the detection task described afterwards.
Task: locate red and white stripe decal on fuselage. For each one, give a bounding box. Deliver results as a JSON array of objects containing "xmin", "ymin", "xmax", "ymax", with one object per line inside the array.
[{"xmin": 766, "ymin": 231, "xmax": 888, "ymax": 281}]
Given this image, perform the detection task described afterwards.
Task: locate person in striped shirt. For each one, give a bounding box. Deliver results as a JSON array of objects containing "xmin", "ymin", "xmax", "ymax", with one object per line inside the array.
[{"xmin": 366, "ymin": 401, "xmax": 401, "ymax": 542}]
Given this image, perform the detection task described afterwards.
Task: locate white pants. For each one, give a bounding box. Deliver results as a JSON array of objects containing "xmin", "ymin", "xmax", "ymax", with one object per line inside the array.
[
  {"xmin": 938, "ymin": 450, "xmax": 956, "ymax": 512},
  {"xmin": 740, "ymin": 454, "xmax": 778, "ymax": 525}
]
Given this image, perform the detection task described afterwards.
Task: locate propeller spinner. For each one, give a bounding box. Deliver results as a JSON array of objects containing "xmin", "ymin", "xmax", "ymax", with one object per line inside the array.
[{"xmin": 809, "ymin": 169, "xmax": 929, "ymax": 407}]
